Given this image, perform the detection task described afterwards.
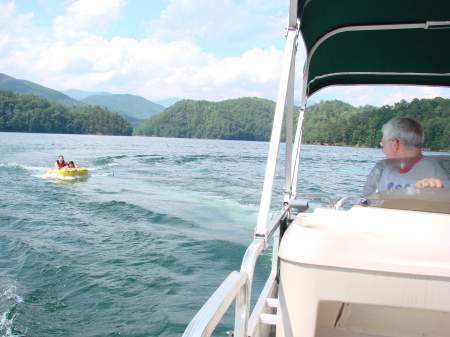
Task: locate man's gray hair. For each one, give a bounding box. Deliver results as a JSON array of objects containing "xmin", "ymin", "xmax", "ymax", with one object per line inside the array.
[{"xmin": 381, "ymin": 117, "xmax": 424, "ymax": 150}]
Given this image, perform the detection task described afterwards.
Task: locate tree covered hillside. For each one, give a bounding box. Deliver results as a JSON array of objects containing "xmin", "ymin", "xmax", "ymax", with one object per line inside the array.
[
  {"xmin": 134, "ymin": 97, "xmax": 276, "ymax": 141},
  {"xmin": 82, "ymin": 94, "xmax": 165, "ymax": 127},
  {"xmin": 0, "ymin": 90, "xmax": 132, "ymax": 136},
  {"xmin": 0, "ymin": 73, "xmax": 84, "ymax": 108},
  {"xmin": 302, "ymin": 100, "xmax": 379, "ymax": 146},
  {"xmin": 134, "ymin": 96, "xmax": 449, "ymax": 150},
  {"xmin": 303, "ymin": 98, "xmax": 450, "ymax": 150}
]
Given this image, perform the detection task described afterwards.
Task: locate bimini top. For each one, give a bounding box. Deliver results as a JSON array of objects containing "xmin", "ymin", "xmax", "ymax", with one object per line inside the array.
[{"xmin": 297, "ymin": 0, "xmax": 450, "ymax": 97}]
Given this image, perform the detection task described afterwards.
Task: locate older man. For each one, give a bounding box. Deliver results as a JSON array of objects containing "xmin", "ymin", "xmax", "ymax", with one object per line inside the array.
[{"xmin": 365, "ymin": 117, "xmax": 449, "ymax": 193}]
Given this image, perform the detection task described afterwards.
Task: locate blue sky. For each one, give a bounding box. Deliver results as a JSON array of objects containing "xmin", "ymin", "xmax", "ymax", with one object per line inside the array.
[{"xmin": 2, "ymin": 0, "xmax": 450, "ymax": 106}]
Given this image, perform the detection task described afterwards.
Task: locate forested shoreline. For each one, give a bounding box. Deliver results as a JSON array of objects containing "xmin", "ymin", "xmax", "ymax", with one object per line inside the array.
[
  {"xmin": 133, "ymin": 98, "xmax": 275, "ymax": 141},
  {"xmin": 1, "ymin": 90, "xmax": 448, "ymax": 151},
  {"xmin": 302, "ymin": 98, "xmax": 450, "ymax": 150},
  {"xmin": 134, "ymin": 97, "xmax": 449, "ymax": 151},
  {"xmin": 0, "ymin": 90, "xmax": 132, "ymax": 136}
]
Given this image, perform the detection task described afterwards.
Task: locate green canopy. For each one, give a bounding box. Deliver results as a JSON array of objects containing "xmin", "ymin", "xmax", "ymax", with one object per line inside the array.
[{"xmin": 297, "ymin": 0, "xmax": 450, "ymax": 97}]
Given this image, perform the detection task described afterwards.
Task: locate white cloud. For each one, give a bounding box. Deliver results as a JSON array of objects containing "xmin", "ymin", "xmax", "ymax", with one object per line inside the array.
[
  {"xmin": 191, "ymin": 47, "xmax": 282, "ymax": 86},
  {"xmin": 3, "ymin": 0, "xmax": 448, "ymax": 106},
  {"xmin": 145, "ymin": 0, "xmax": 288, "ymax": 51},
  {"xmin": 0, "ymin": 2, "xmax": 47, "ymax": 73},
  {"xmin": 0, "ymin": 0, "xmax": 288, "ymax": 102},
  {"xmin": 422, "ymin": 86, "xmax": 449, "ymax": 99},
  {"xmin": 308, "ymin": 85, "xmax": 450, "ymax": 107},
  {"xmin": 0, "ymin": 2, "xmax": 38, "ymax": 51},
  {"xmin": 52, "ymin": 0, "xmax": 125, "ymax": 40}
]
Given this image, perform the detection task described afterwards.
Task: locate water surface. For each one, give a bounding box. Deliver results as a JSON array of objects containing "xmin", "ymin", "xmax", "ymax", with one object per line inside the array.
[{"xmin": 1, "ymin": 132, "xmax": 395, "ymax": 336}]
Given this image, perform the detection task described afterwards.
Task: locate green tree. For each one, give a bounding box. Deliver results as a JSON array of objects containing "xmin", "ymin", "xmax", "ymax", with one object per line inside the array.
[{"xmin": 0, "ymin": 90, "xmax": 132, "ymax": 136}]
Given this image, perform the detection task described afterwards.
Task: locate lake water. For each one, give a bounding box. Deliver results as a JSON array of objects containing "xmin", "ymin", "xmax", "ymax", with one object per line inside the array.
[{"xmin": 1, "ymin": 132, "xmax": 441, "ymax": 336}]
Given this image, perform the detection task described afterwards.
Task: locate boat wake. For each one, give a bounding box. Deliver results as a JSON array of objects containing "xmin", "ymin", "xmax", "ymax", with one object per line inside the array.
[
  {"xmin": 0, "ymin": 163, "xmax": 90, "ymax": 181},
  {"xmin": 0, "ymin": 284, "xmax": 23, "ymax": 337}
]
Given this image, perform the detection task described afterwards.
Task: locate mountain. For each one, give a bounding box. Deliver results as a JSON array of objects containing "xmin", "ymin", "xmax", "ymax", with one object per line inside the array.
[
  {"xmin": 0, "ymin": 73, "xmax": 166, "ymax": 127},
  {"xmin": 133, "ymin": 97, "xmax": 276, "ymax": 140},
  {"xmin": 61, "ymin": 89, "xmax": 113, "ymax": 100},
  {"xmin": 81, "ymin": 94, "xmax": 165, "ymax": 127},
  {"xmin": 155, "ymin": 97, "xmax": 183, "ymax": 108},
  {"xmin": 0, "ymin": 90, "xmax": 132, "ymax": 136},
  {"xmin": 0, "ymin": 73, "xmax": 84, "ymax": 108}
]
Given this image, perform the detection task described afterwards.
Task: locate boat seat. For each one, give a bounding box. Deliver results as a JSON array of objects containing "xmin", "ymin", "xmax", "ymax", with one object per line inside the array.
[
  {"xmin": 277, "ymin": 206, "xmax": 450, "ymax": 337},
  {"xmin": 365, "ymin": 187, "xmax": 450, "ymax": 214}
]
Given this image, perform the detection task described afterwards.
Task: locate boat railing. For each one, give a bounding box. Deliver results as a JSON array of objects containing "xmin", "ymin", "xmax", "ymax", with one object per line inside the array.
[
  {"xmin": 295, "ymin": 193, "xmax": 335, "ymax": 208},
  {"xmin": 183, "ymin": 209, "xmax": 287, "ymax": 337},
  {"xmin": 182, "ymin": 271, "xmax": 249, "ymax": 337},
  {"xmin": 294, "ymin": 193, "xmax": 364, "ymax": 211},
  {"xmin": 335, "ymin": 196, "xmax": 362, "ymax": 210}
]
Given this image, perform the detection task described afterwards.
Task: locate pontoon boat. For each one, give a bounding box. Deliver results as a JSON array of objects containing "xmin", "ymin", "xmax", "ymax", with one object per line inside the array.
[{"xmin": 183, "ymin": 0, "xmax": 450, "ymax": 336}]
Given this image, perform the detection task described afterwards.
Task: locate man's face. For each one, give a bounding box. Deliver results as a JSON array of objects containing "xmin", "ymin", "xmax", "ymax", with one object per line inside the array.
[{"xmin": 381, "ymin": 137, "xmax": 395, "ymax": 159}]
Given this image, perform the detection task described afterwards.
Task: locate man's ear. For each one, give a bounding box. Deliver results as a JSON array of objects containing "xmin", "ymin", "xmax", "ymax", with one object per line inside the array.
[{"xmin": 392, "ymin": 138, "xmax": 401, "ymax": 151}]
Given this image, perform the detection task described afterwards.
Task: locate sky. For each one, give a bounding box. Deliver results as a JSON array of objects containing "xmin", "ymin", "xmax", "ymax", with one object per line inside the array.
[{"xmin": 2, "ymin": 0, "xmax": 450, "ymax": 107}]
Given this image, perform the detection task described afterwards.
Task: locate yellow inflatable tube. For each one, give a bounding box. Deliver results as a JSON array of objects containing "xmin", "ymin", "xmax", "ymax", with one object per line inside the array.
[{"xmin": 45, "ymin": 167, "xmax": 89, "ymax": 176}]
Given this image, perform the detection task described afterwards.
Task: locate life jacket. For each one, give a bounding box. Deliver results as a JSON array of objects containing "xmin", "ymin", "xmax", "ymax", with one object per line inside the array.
[{"xmin": 56, "ymin": 161, "xmax": 67, "ymax": 168}]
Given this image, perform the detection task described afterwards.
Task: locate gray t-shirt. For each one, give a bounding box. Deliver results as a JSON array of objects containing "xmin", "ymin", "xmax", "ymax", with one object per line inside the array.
[
  {"xmin": 363, "ymin": 156, "xmax": 450, "ymax": 196},
  {"xmin": 378, "ymin": 157, "xmax": 450, "ymax": 190}
]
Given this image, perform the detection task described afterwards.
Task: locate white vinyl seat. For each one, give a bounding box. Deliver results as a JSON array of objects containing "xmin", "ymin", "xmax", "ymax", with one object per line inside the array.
[{"xmin": 277, "ymin": 206, "xmax": 450, "ymax": 337}]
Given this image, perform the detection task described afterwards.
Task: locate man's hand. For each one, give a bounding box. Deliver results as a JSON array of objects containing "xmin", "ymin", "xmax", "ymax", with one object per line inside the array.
[{"xmin": 415, "ymin": 178, "xmax": 444, "ymax": 188}]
